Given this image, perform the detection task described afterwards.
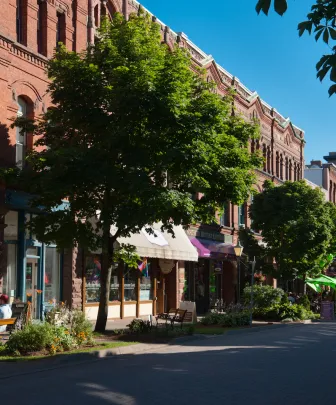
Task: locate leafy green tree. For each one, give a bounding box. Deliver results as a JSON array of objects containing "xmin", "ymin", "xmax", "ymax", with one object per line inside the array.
[
  {"xmin": 11, "ymin": 12, "xmax": 260, "ymax": 332},
  {"xmin": 250, "ymin": 180, "xmax": 336, "ymax": 282},
  {"xmin": 255, "ymin": 0, "xmax": 336, "ymax": 96}
]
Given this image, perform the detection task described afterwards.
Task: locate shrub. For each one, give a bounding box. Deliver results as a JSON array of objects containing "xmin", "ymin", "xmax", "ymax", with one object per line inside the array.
[
  {"xmin": 127, "ymin": 319, "xmax": 151, "ymax": 334},
  {"xmin": 243, "ymin": 285, "xmax": 285, "ymax": 308},
  {"xmin": 298, "ymin": 295, "xmax": 311, "ymax": 310},
  {"xmin": 45, "ymin": 302, "xmax": 70, "ymax": 326},
  {"xmin": 253, "ymin": 303, "xmax": 319, "ymax": 322},
  {"xmin": 6, "ymin": 309, "xmax": 93, "ymax": 355},
  {"xmin": 201, "ymin": 312, "xmax": 250, "ymax": 327},
  {"xmin": 51, "ymin": 326, "xmax": 77, "ymax": 352},
  {"xmin": 6, "ymin": 322, "xmax": 54, "ymax": 354},
  {"xmin": 69, "ymin": 309, "xmax": 93, "ymax": 345},
  {"xmin": 201, "ymin": 313, "xmax": 224, "ymax": 326}
]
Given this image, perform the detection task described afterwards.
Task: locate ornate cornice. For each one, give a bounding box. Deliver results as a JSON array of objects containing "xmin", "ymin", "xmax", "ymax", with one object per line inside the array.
[
  {"xmin": 131, "ymin": 0, "xmax": 305, "ymax": 141},
  {"xmin": 0, "ymin": 34, "xmax": 47, "ymax": 70}
]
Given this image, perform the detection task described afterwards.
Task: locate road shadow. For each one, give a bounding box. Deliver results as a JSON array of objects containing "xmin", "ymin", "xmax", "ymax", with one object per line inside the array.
[{"xmin": 2, "ymin": 322, "xmax": 336, "ymax": 404}]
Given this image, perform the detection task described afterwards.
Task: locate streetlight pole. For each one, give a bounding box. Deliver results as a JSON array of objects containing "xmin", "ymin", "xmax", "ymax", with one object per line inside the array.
[
  {"xmin": 249, "ymin": 257, "xmax": 256, "ymax": 327},
  {"xmin": 234, "ymin": 240, "xmax": 243, "ymax": 303}
]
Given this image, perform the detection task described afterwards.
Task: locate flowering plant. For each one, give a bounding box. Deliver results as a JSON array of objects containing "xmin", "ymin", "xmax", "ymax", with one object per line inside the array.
[{"xmin": 254, "ymin": 273, "xmax": 266, "ymax": 282}]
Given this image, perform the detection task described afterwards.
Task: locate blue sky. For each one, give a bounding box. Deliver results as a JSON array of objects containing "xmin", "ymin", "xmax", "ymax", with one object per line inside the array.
[{"xmin": 140, "ymin": 0, "xmax": 336, "ymax": 164}]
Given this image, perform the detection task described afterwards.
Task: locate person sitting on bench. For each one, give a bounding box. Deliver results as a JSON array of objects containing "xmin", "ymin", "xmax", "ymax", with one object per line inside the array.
[{"xmin": 0, "ymin": 295, "xmax": 12, "ymax": 332}]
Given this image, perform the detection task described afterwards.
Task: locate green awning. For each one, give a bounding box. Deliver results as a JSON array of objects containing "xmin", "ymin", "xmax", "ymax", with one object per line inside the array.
[
  {"xmin": 306, "ymin": 275, "xmax": 336, "ymax": 289},
  {"xmin": 306, "ymin": 282, "xmax": 322, "ymax": 293}
]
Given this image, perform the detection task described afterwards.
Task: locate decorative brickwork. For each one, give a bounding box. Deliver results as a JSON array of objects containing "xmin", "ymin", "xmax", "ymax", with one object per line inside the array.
[{"xmin": 62, "ymin": 247, "xmax": 83, "ymax": 308}]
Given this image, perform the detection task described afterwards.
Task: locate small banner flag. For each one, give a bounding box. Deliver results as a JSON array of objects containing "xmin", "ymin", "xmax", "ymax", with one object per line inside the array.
[{"xmin": 138, "ymin": 258, "xmax": 149, "ymax": 277}]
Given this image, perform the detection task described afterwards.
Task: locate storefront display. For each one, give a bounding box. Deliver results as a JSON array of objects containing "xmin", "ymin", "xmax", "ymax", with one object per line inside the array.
[
  {"xmin": 124, "ymin": 267, "xmax": 136, "ymax": 301},
  {"xmin": 140, "ymin": 275, "xmax": 152, "ymax": 300},
  {"xmin": 3, "ymin": 244, "xmax": 17, "ymax": 300},
  {"xmin": 3, "ymin": 211, "xmax": 18, "ymax": 299},
  {"xmin": 44, "ymin": 247, "xmax": 60, "ymax": 303},
  {"xmin": 85, "ymin": 256, "xmax": 120, "ymax": 302}
]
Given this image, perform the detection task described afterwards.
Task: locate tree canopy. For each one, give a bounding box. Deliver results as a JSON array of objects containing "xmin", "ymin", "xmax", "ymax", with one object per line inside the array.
[
  {"xmin": 13, "ymin": 12, "xmax": 260, "ymax": 331},
  {"xmin": 255, "ymin": 0, "xmax": 336, "ymax": 96},
  {"xmin": 250, "ymin": 180, "xmax": 336, "ymax": 281}
]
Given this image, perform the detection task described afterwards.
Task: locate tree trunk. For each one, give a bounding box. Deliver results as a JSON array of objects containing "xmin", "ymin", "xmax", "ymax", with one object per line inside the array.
[
  {"xmin": 95, "ymin": 225, "xmax": 113, "ymax": 333},
  {"xmin": 303, "ymin": 273, "xmax": 307, "ymax": 295}
]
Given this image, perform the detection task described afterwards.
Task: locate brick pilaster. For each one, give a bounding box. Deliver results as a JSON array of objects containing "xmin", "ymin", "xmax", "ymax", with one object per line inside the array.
[{"xmin": 63, "ymin": 246, "xmax": 83, "ymax": 308}]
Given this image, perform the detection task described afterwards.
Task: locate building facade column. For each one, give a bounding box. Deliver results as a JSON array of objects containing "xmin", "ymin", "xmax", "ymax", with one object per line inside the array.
[{"xmin": 63, "ymin": 246, "xmax": 83, "ymax": 308}]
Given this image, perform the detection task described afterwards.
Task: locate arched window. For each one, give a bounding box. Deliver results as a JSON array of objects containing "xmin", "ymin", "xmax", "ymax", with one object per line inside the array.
[
  {"xmin": 220, "ymin": 201, "xmax": 230, "ymax": 227},
  {"xmin": 16, "ymin": 97, "xmax": 27, "ymax": 168},
  {"xmin": 289, "ymin": 160, "xmax": 292, "ymax": 181},
  {"xmin": 262, "ymin": 144, "xmax": 267, "ymax": 172},
  {"xmin": 37, "ymin": 0, "xmax": 47, "ymax": 55},
  {"xmin": 94, "ymin": 4, "xmax": 99, "ymax": 27},
  {"xmin": 238, "ymin": 204, "xmax": 245, "ymax": 227},
  {"xmin": 251, "ymin": 139, "xmax": 255, "ymax": 154},
  {"xmin": 333, "ymin": 183, "xmax": 336, "ymax": 204},
  {"xmin": 280, "ymin": 154, "xmax": 284, "ymax": 180},
  {"xmin": 285, "ymin": 157, "xmax": 289, "ymax": 180},
  {"xmin": 330, "ymin": 180, "xmax": 333, "ymax": 202},
  {"xmin": 16, "ymin": 0, "xmax": 27, "ymax": 45},
  {"xmin": 56, "ymin": 11, "xmax": 66, "ymax": 47},
  {"xmin": 267, "ymin": 146, "xmax": 271, "ymax": 173},
  {"xmin": 276, "ymin": 151, "xmax": 280, "ymax": 178}
]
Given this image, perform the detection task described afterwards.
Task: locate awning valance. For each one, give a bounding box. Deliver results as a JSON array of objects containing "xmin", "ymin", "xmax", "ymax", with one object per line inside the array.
[
  {"xmin": 114, "ymin": 223, "xmax": 198, "ymax": 262},
  {"xmin": 189, "ymin": 237, "xmax": 236, "ymax": 260}
]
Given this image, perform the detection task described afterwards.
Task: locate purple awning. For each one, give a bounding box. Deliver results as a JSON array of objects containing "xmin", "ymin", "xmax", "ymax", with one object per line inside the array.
[{"xmin": 189, "ymin": 237, "xmax": 236, "ymax": 259}]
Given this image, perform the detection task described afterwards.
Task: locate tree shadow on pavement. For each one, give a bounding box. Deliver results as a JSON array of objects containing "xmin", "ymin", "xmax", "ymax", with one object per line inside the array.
[{"xmin": 2, "ymin": 322, "xmax": 336, "ymax": 405}]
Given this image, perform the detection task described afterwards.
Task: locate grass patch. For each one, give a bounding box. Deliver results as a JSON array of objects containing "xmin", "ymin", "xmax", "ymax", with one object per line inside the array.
[{"xmin": 0, "ymin": 341, "xmax": 138, "ymax": 362}]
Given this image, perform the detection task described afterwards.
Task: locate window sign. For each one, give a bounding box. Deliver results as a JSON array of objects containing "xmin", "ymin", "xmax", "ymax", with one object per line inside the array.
[{"xmin": 4, "ymin": 211, "xmax": 18, "ymax": 240}]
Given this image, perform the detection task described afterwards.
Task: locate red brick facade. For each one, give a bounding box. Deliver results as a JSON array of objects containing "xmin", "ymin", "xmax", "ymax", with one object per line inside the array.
[{"xmin": 0, "ymin": 0, "xmax": 305, "ymax": 314}]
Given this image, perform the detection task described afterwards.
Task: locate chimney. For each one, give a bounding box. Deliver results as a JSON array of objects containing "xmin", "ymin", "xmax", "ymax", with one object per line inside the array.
[
  {"xmin": 310, "ymin": 160, "xmax": 322, "ymax": 167},
  {"xmin": 324, "ymin": 152, "xmax": 336, "ymax": 164}
]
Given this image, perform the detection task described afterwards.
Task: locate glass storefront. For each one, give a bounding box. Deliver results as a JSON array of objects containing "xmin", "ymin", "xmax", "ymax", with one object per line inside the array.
[
  {"xmin": 85, "ymin": 255, "xmax": 120, "ymax": 303},
  {"xmin": 3, "ymin": 244, "xmax": 17, "ymax": 300},
  {"xmin": 44, "ymin": 247, "xmax": 60, "ymax": 303},
  {"xmin": 124, "ymin": 267, "xmax": 136, "ymax": 301},
  {"xmin": 140, "ymin": 270, "xmax": 152, "ymax": 301},
  {"xmin": 3, "ymin": 211, "xmax": 18, "ymax": 301}
]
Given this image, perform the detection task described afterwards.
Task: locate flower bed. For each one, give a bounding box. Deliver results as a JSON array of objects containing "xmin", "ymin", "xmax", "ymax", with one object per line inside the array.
[{"xmin": 1, "ymin": 304, "xmax": 95, "ymax": 358}]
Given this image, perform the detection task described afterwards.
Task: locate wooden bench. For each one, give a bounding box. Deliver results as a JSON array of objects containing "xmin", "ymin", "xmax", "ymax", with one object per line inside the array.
[
  {"xmin": 156, "ymin": 308, "xmax": 193, "ymax": 329},
  {"xmin": 0, "ymin": 318, "xmax": 16, "ymax": 327},
  {"xmin": 155, "ymin": 308, "xmax": 178, "ymax": 326},
  {"xmin": 170, "ymin": 309, "xmax": 188, "ymax": 329}
]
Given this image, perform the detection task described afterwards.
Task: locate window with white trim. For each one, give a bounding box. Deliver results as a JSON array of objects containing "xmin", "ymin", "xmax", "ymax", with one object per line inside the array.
[{"xmin": 16, "ymin": 97, "xmax": 27, "ymax": 169}]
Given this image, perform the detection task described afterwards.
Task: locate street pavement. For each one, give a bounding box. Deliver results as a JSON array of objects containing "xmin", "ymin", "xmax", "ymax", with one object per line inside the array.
[{"xmin": 1, "ymin": 322, "xmax": 336, "ymax": 405}]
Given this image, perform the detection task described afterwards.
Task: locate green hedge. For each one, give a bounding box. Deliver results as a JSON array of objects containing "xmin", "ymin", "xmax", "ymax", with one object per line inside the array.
[
  {"xmin": 254, "ymin": 303, "xmax": 319, "ymax": 322},
  {"xmin": 201, "ymin": 312, "xmax": 250, "ymax": 327}
]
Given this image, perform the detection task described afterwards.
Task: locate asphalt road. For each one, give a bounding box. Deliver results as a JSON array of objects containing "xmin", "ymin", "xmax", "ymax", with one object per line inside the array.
[{"xmin": 1, "ymin": 322, "xmax": 336, "ymax": 405}]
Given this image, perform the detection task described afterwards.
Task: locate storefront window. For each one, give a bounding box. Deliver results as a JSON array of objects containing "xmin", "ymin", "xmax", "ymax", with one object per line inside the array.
[
  {"xmin": 140, "ymin": 268, "xmax": 152, "ymax": 301},
  {"xmin": 44, "ymin": 247, "xmax": 60, "ymax": 303},
  {"xmin": 209, "ymin": 261, "xmax": 223, "ymax": 308},
  {"xmin": 124, "ymin": 266, "xmax": 136, "ymax": 301},
  {"xmin": 110, "ymin": 263, "xmax": 119, "ymax": 301},
  {"xmin": 4, "ymin": 211, "xmax": 18, "ymax": 241},
  {"xmin": 3, "ymin": 244, "xmax": 17, "ymax": 300},
  {"xmin": 85, "ymin": 255, "xmax": 120, "ymax": 303}
]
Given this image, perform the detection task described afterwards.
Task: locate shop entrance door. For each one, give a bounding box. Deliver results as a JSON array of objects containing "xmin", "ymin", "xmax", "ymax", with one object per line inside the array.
[
  {"xmin": 195, "ymin": 260, "xmax": 209, "ymax": 315},
  {"xmin": 26, "ymin": 247, "xmax": 40, "ymax": 319}
]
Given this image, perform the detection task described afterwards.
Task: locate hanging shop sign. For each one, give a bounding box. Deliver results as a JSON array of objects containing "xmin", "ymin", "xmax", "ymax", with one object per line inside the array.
[{"xmin": 159, "ymin": 259, "xmax": 174, "ymax": 275}]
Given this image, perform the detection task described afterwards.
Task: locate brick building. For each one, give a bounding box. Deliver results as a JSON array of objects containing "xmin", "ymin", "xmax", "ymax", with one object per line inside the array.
[
  {"xmin": 0, "ymin": 0, "xmax": 305, "ymax": 320},
  {"xmin": 305, "ymin": 153, "xmax": 336, "ymax": 204}
]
